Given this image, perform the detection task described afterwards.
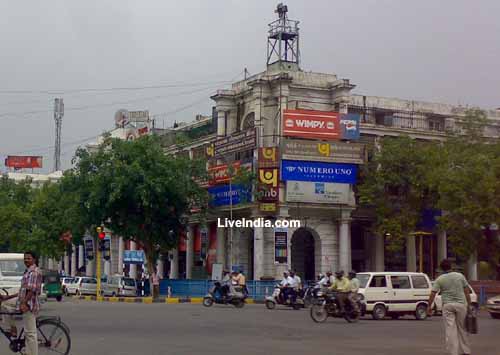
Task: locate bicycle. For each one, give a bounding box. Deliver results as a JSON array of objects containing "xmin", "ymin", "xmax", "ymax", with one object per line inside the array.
[{"xmin": 0, "ymin": 288, "xmax": 71, "ymax": 354}]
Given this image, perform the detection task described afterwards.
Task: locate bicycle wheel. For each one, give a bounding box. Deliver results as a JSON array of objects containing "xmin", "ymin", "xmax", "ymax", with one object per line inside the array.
[{"xmin": 37, "ymin": 319, "xmax": 71, "ymax": 355}]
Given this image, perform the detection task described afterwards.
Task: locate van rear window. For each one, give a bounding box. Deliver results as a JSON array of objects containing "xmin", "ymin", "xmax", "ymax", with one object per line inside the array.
[{"xmin": 411, "ymin": 276, "xmax": 429, "ymax": 289}]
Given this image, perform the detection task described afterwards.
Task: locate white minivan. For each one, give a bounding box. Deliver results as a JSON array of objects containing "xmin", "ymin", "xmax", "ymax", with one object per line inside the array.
[
  {"xmin": 357, "ymin": 272, "xmax": 432, "ymax": 320},
  {"xmin": 102, "ymin": 275, "xmax": 137, "ymax": 297}
]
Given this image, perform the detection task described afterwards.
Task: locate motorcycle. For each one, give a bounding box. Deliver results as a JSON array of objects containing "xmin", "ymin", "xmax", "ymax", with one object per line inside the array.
[
  {"xmin": 310, "ymin": 290, "xmax": 364, "ymax": 323},
  {"xmin": 203, "ymin": 281, "xmax": 246, "ymax": 308},
  {"xmin": 265, "ymin": 285, "xmax": 305, "ymax": 310},
  {"xmin": 302, "ymin": 282, "xmax": 323, "ymax": 308}
]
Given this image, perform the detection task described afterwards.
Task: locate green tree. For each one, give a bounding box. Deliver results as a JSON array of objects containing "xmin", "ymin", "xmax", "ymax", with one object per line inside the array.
[
  {"xmin": 357, "ymin": 136, "xmax": 435, "ymax": 252},
  {"xmin": 67, "ymin": 135, "xmax": 208, "ymax": 278}
]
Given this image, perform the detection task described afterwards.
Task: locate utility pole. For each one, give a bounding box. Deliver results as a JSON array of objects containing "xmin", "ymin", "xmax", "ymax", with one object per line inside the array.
[{"xmin": 53, "ymin": 98, "xmax": 64, "ymax": 171}]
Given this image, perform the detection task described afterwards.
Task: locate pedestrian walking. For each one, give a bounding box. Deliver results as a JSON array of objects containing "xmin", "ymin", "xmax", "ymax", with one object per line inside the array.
[
  {"xmin": 151, "ymin": 267, "xmax": 160, "ymax": 300},
  {"xmin": 427, "ymin": 259, "xmax": 472, "ymax": 355}
]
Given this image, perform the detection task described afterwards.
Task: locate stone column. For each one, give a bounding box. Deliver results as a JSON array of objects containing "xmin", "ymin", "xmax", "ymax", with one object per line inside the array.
[
  {"xmin": 375, "ymin": 234, "xmax": 385, "ymax": 272},
  {"xmin": 169, "ymin": 248, "xmax": 179, "ymax": 279},
  {"xmin": 129, "ymin": 241, "xmax": 137, "ymax": 279},
  {"xmin": 118, "ymin": 237, "xmax": 124, "ymax": 275},
  {"xmin": 338, "ymin": 210, "xmax": 352, "ymax": 272},
  {"xmin": 217, "ymin": 110, "xmax": 226, "ymax": 137},
  {"xmin": 78, "ymin": 245, "xmax": 84, "ymax": 271},
  {"xmin": 63, "ymin": 251, "xmax": 70, "ymax": 275},
  {"xmin": 47, "ymin": 258, "xmax": 54, "ymax": 270},
  {"xmin": 467, "ymin": 250, "xmax": 478, "ymax": 281},
  {"xmin": 58, "ymin": 260, "xmax": 63, "ymax": 273},
  {"xmin": 253, "ymin": 227, "xmax": 264, "ymax": 281},
  {"xmin": 71, "ymin": 245, "xmax": 77, "ymax": 277},
  {"xmin": 216, "ymin": 226, "xmax": 226, "ymax": 267},
  {"xmin": 86, "ymin": 260, "xmax": 94, "ymax": 277},
  {"xmin": 406, "ymin": 235, "xmax": 417, "ymax": 272},
  {"xmin": 104, "ymin": 261, "xmax": 111, "ymax": 277},
  {"xmin": 437, "ymin": 230, "xmax": 447, "ymax": 264},
  {"xmin": 186, "ymin": 226, "xmax": 194, "ymax": 279}
]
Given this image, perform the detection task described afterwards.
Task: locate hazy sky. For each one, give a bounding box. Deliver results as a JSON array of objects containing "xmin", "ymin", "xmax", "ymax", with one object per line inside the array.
[{"xmin": 1, "ymin": 0, "xmax": 499, "ymax": 172}]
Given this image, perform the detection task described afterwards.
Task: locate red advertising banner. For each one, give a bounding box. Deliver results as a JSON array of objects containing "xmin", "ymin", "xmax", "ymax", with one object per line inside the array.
[
  {"xmin": 283, "ymin": 109, "xmax": 341, "ymax": 140},
  {"xmin": 207, "ymin": 162, "xmax": 241, "ymax": 186},
  {"xmin": 5, "ymin": 156, "xmax": 43, "ymax": 169}
]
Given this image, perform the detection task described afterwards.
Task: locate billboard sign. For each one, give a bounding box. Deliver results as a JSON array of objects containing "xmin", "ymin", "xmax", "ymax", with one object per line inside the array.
[
  {"xmin": 281, "ymin": 160, "xmax": 357, "ymax": 184},
  {"xmin": 123, "ymin": 250, "xmax": 145, "ymax": 264},
  {"xmin": 340, "ymin": 113, "xmax": 361, "ymax": 140},
  {"xmin": 286, "ymin": 181, "xmax": 353, "ymax": 205},
  {"xmin": 281, "ymin": 138, "xmax": 365, "ymax": 164},
  {"xmin": 283, "ymin": 109, "xmax": 340, "ymax": 140},
  {"xmin": 274, "ymin": 228, "xmax": 288, "ymax": 264},
  {"xmin": 5, "ymin": 156, "xmax": 43, "ymax": 169},
  {"xmin": 258, "ymin": 147, "xmax": 279, "ymax": 168},
  {"xmin": 207, "ymin": 128, "xmax": 256, "ymax": 158},
  {"xmin": 208, "ymin": 162, "xmax": 241, "ymax": 186},
  {"xmin": 208, "ymin": 184, "xmax": 252, "ymax": 207}
]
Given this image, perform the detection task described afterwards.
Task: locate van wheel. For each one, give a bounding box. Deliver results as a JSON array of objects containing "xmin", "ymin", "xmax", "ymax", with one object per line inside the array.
[
  {"xmin": 415, "ymin": 304, "xmax": 428, "ymax": 320},
  {"xmin": 372, "ymin": 304, "xmax": 387, "ymax": 320}
]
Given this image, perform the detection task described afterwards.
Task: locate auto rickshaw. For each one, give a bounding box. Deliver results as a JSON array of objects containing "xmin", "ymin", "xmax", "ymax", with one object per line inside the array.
[{"xmin": 42, "ymin": 270, "xmax": 63, "ymax": 302}]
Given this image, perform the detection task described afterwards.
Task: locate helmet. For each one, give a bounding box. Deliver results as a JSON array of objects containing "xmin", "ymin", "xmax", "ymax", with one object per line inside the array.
[
  {"xmin": 348, "ymin": 270, "xmax": 356, "ymax": 277},
  {"xmin": 335, "ymin": 270, "xmax": 344, "ymax": 277}
]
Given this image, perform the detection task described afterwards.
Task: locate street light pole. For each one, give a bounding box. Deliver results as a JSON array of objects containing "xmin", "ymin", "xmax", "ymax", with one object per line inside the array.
[{"xmin": 229, "ymin": 173, "xmax": 233, "ymax": 272}]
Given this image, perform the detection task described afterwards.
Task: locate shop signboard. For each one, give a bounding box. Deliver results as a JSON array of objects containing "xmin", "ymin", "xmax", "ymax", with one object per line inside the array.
[
  {"xmin": 208, "ymin": 162, "xmax": 241, "ymax": 186},
  {"xmin": 283, "ymin": 109, "xmax": 341, "ymax": 140},
  {"xmin": 274, "ymin": 228, "xmax": 288, "ymax": 264},
  {"xmin": 208, "ymin": 184, "xmax": 252, "ymax": 207},
  {"xmin": 258, "ymin": 147, "xmax": 279, "ymax": 168},
  {"xmin": 340, "ymin": 113, "xmax": 360, "ymax": 140},
  {"xmin": 286, "ymin": 181, "xmax": 353, "ymax": 205},
  {"xmin": 281, "ymin": 160, "xmax": 357, "ymax": 184},
  {"xmin": 84, "ymin": 237, "xmax": 94, "ymax": 260},
  {"xmin": 207, "ymin": 128, "xmax": 256, "ymax": 158},
  {"xmin": 281, "ymin": 138, "xmax": 365, "ymax": 164},
  {"xmin": 211, "ymin": 263, "xmax": 223, "ymax": 281},
  {"xmin": 123, "ymin": 250, "xmax": 145, "ymax": 265}
]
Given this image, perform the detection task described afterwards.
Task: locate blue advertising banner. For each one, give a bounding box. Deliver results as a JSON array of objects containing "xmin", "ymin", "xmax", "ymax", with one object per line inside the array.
[
  {"xmin": 123, "ymin": 250, "xmax": 145, "ymax": 264},
  {"xmin": 208, "ymin": 184, "xmax": 252, "ymax": 207},
  {"xmin": 340, "ymin": 113, "xmax": 360, "ymax": 140},
  {"xmin": 281, "ymin": 160, "xmax": 357, "ymax": 184}
]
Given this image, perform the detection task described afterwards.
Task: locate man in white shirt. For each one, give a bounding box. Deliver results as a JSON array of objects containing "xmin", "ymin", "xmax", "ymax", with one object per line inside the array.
[{"xmin": 288, "ymin": 270, "xmax": 300, "ymax": 304}]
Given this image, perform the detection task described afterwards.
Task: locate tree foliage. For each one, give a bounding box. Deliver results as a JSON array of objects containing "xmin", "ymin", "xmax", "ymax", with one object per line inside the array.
[{"xmin": 67, "ymin": 135, "xmax": 208, "ymax": 275}]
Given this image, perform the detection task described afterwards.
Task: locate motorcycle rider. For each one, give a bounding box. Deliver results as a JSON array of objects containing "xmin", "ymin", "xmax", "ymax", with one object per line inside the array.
[
  {"xmin": 287, "ymin": 270, "xmax": 300, "ymax": 304},
  {"xmin": 348, "ymin": 271, "xmax": 360, "ymax": 312},
  {"xmin": 233, "ymin": 270, "xmax": 248, "ymax": 297},
  {"xmin": 280, "ymin": 271, "xmax": 291, "ymax": 303},
  {"xmin": 329, "ymin": 270, "xmax": 351, "ymax": 314},
  {"xmin": 220, "ymin": 270, "xmax": 231, "ymax": 299},
  {"xmin": 318, "ymin": 273, "xmax": 330, "ymax": 288}
]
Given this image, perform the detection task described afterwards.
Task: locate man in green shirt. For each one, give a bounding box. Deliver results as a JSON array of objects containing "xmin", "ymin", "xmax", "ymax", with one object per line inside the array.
[
  {"xmin": 427, "ymin": 259, "xmax": 472, "ymax": 355},
  {"xmin": 330, "ymin": 270, "xmax": 350, "ymax": 313}
]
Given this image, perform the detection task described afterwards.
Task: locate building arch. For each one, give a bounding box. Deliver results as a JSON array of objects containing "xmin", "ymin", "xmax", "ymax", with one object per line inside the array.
[
  {"xmin": 290, "ymin": 227, "xmax": 321, "ymax": 281},
  {"xmin": 241, "ymin": 112, "xmax": 255, "ymax": 130}
]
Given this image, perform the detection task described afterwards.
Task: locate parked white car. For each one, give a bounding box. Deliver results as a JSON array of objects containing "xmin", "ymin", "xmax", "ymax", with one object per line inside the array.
[
  {"xmin": 66, "ymin": 277, "xmax": 97, "ymax": 296},
  {"xmin": 61, "ymin": 277, "xmax": 75, "ymax": 295},
  {"xmin": 357, "ymin": 272, "xmax": 432, "ymax": 320},
  {"xmin": 432, "ymin": 283, "xmax": 478, "ymax": 314},
  {"xmin": 486, "ymin": 295, "xmax": 500, "ymax": 319},
  {"xmin": 102, "ymin": 275, "xmax": 137, "ymax": 297}
]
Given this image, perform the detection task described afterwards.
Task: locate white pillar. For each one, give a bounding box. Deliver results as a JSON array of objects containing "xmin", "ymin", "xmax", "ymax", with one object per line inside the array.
[
  {"xmin": 338, "ymin": 210, "xmax": 352, "ymax": 273},
  {"xmin": 216, "ymin": 227, "xmax": 226, "ymax": 267},
  {"xmin": 63, "ymin": 252, "xmax": 70, "ymax": 275},
  {"xmin": 48, "ymin": 258, "xmax": 54, "ymax": 270},
  {"xmin": 78, "ymin": 245, "xmax": 84, "ymax": 271},
  {"xmin": 375, "ymin": 234, "xmax": 385, "ymax": 272},
  {"xmin": 467, "ymin": 250, "xmax": 478, "ymax": 281},
  {"xmin": 217, "ymin": 110, "xmax": 226, "ymax": 137},
  {"xmin": 71, "ymin": 245, "xmax": 77, "ymax": 277},
  {"xmin": 129, "ymin": 241, "xmax": 137, "ymax": 279},
  {"xmin": 170, "ymin": 248, "xmax": 179, "ymax": 279},
  {"xmin": 86, "ymin": 260, "xmax": 94, "ymax": 277},
  {"xmin": 437, "ymin": 230, "xmax": 447, "ymax": 264},
  {"xmin": 104, "ymin": 261, "xmax": 111, "ymax": 276},
  {"xmin": 58, "ymin": 260, "xmax": 63, "ymax": 273},
  {"xmin": 254, "ymin": 227, "xmax": 264, "ymax": 280},
  {"xmin": 186, "ymin": 226, "xmax": 194, "ymax": 279},
  {"xmin": 406, "ymin": 235, "xmax": 417, "ymax": 272}
]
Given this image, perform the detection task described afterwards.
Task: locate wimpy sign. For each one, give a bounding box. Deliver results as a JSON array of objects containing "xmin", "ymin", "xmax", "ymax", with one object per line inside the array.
[{"xmin": 283, "ymin": 109, "xmax": 341, "ymax": 140}]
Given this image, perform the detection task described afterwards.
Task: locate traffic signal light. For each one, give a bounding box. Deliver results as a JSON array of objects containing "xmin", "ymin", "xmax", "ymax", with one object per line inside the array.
[{"xmin": 96, "ymin": 226, "xmax": 106, "ymax": 240}]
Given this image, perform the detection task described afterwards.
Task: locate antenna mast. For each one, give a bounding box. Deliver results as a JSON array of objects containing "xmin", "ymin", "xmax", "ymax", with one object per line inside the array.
[
  {"xmin": 53, "ymin": 98, "xmax": 64, "ymax": 171},
  {"xmin": 267, "ymin": 3, "xmax": 300, "ymax": 69}
]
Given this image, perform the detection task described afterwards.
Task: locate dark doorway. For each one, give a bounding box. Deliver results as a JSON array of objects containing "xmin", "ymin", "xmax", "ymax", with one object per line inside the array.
[{"xmin": 291, "ymin": 228, "xmax": 316, "ymax": 281}]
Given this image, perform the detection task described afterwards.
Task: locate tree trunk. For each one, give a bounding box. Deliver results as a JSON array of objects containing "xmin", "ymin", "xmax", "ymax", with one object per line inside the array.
[{"xmin": 143, "ymin": 242, "xmax": 157, "ymax": 300}]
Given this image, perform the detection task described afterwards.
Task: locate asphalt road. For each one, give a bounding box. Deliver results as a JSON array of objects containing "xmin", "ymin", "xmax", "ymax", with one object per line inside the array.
[{"xmin": 2, "ymin": 299, "xmax": 499, "ymax": 355}]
